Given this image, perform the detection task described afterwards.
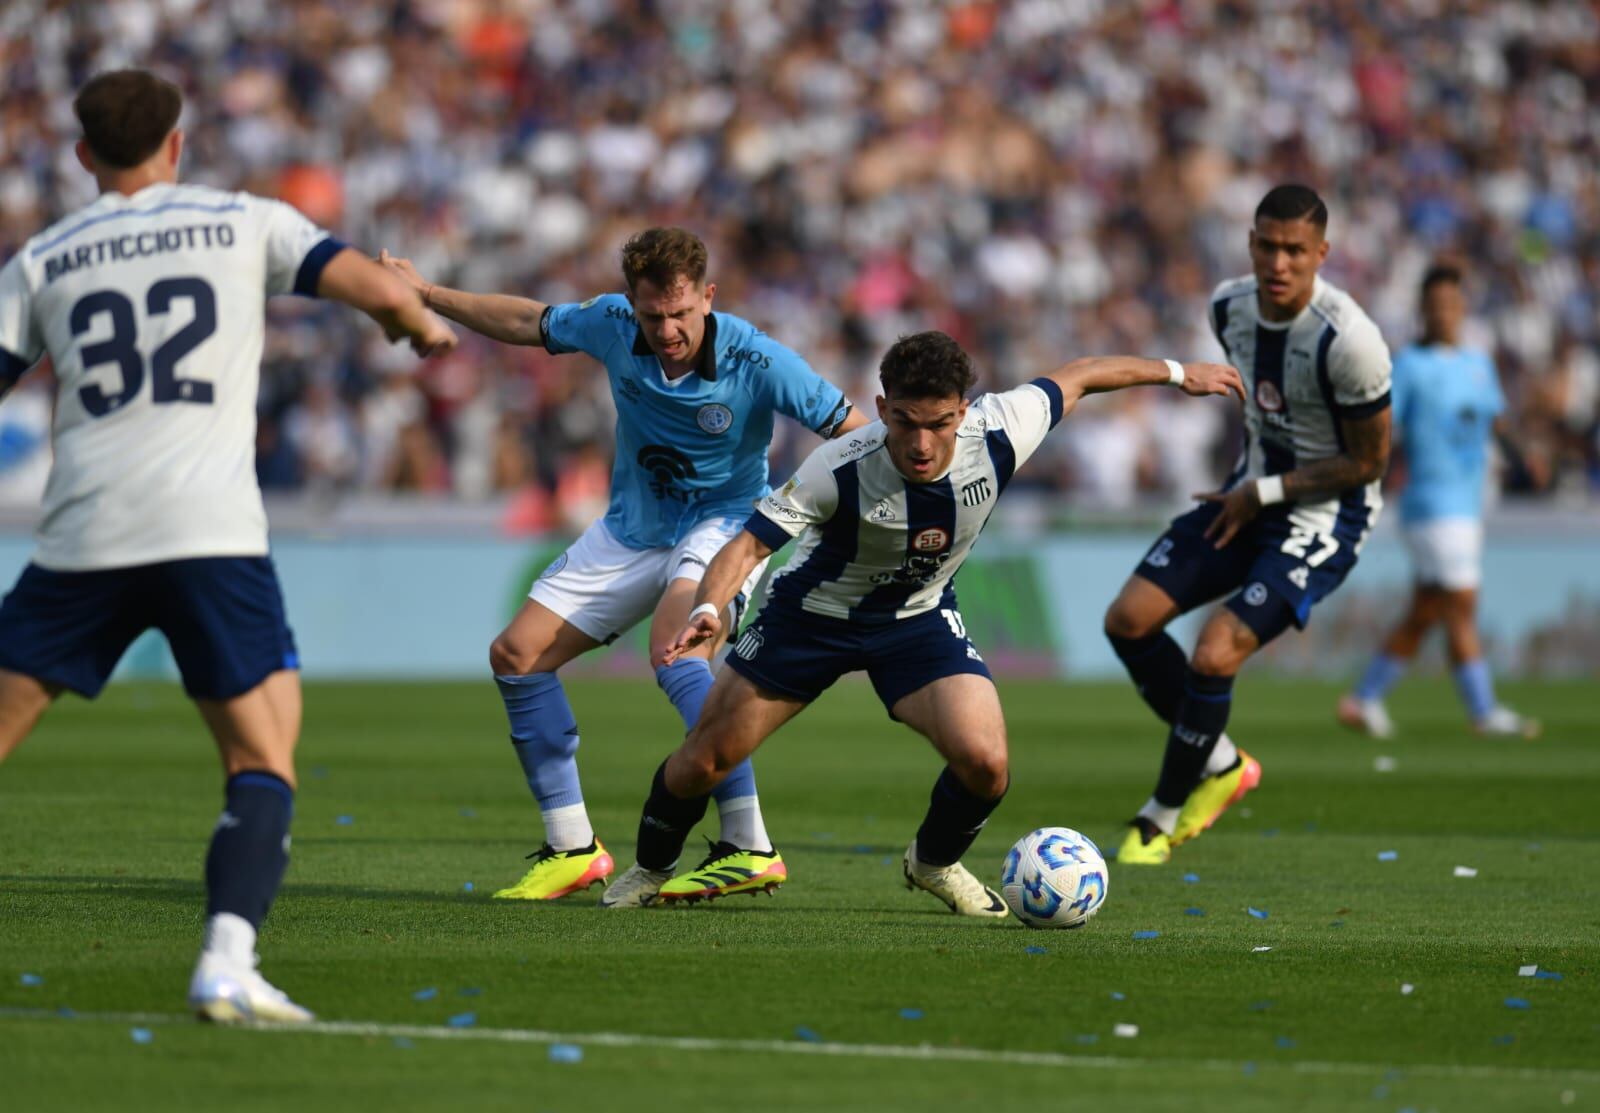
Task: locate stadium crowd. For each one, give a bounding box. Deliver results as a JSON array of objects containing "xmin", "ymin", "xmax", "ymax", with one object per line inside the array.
[{"xmin": 1, "ymin": 0, "xmax": 1596, "ymax": 527}]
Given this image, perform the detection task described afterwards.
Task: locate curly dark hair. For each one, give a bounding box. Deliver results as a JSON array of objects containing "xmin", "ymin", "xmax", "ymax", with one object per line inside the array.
[
  {"xmin": 878, "ymin": 331, "xmax": 977, "ymax": 401},
  {"xmin": 620, "ymin": 227, "xmax": 708, "ymax": 292}
]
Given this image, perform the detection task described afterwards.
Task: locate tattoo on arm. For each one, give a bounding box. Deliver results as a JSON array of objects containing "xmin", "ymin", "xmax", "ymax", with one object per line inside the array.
[{"xmin": 1282, "ymin": 407, "xmax": 1391, "ymax": 502}]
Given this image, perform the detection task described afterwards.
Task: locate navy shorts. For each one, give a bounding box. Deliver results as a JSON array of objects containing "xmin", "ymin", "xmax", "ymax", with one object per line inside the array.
[
  {"xmin": 1134, "ymin": 501, "xmax": 1362, "ymax": 646},
  {"xmin": 724, "ymin": 603, "xmax": 993, "ymax": 714},
  {"xmin": 0, "ymin": 556, "xmax": 299, "ymax": 700}
]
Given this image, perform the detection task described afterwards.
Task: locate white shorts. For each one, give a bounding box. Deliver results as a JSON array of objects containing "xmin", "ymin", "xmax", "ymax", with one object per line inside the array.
[
  {"xmin": 528, "ymin": 516, "xmax": 769, "ymax": 644},
  {"xmin": 1402, "ymin": 518, "xmax": 1483, "ymax": 591}
]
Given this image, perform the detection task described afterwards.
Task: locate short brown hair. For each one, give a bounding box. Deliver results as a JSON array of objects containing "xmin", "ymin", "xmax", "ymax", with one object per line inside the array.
[
  {"xmin": 74, "ymin": 70, "xmax": 182, "ymax": 169},
  {"xmin": 620, "ymin": 227, "xmax": 708, "ymax": 292},
  {"xmin": 879, "ymin": 332, "xmax": 977, "ymax": 400}
]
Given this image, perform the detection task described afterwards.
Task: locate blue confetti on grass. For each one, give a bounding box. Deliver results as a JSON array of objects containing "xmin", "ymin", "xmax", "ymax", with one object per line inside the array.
[
  {"xmin": 448, "ymin": 1012, "xmax": 477, "ymax": 1028},
  {"xmin": 1504, "ymin": 997, "xmax": 1531, "ymax": 1010},
  {"xmin": 852, "ymin": 845, "xmax": 873, "ymax": 854},
  {"xmin": 1275, "ymin": 1036, "xmax": 1296, "ymax": 1050},
  {"xmin": 19, "ymin": 973, "xmax": 42, "ymax": 986},
  {"xmin": 1075, "ymin": 1034, "xmax": 1099, "ymax": 1045},
  {"xmin": 412, "ymin": 987, "xmax": 438, "ymax": 1001},
  {"xmin": 1262, "ymin": 828, "xmax": 1279, "ymax": 838},
  {"xmin": 1247, "ymin": 907, "xmax": 1269, "ymax": 920},
  {"xmin": 1184, "ymin": 907, "xmax": 1205, "ymax": 916},
  {"xmin": 311, "ymin": 766, "xmax": 329, "ymax": 779},
  {"xmin": 1182, "ymin": 872, "xmax": 1200, "ymax": 883},
  {"xmin": 548, "ymin": 1043, "xmax": 583, "ymax": 1063},
  {"xmin": 1377, "ymin": 850, "xmax": 1398, "ymax": 862},
  {"xmin": 392, "ymin": 1037, "xmax": 414, "ymax": 1050},
  {"xmin": 1373, "ymin": 1085, "xmax": 1390, "ymax": 1100},
  {"xmin": 131, "ymin": 1028, "xmax": 154, "ymax": 1044},
  {"xmin": 1242, "ymin": 1061, "xmax": 1257, "ymax": 1076},
  {"xmin": 1109, "ymin": 991, "xmax": 1126, "ymax": 1001},
  {"xmin": 1329, "ymin": 920, "xmax": 1345, "ymax": 928},
  {"xmin": 880, "ymin": 856, "xmax": 894, "ymax": 866},
  {"xmin": 336, "ymin": 815, "xmax": 353, "ymax": 826},
  {"xmin": 459, "ymin": 808, "xmax": 476, "ymax": 819},
  {"xmin": 1025, "ymin": 946, "xmax": 1047, "ymax": 955},
  {"xmin": 463, "ymin": 882, "xmax": 475, "ymax": 892},
  {"xmin": 1535, "ymin": 970, "xmax": 1564, "ymax": 981},
  {"xmin": 458, "ymin": 987, "xmax": 482, "ymax": 997},
  {"xmin": 795, "ymin": 1026, "xmax": 822, "ymax": 1042},
  {"xmin": 1248, "ymin": 1000, "xmax": 1273, "ymax": 1012},
  {"xmin": 1132, "ymin": 930, "xmax": 1160, "ymax": 940},
  {"xmin": 56, "ymin": 1007, "xmax": 76, "ymax": 1019},
  {"xmin": 1491, "ymin": 1034, "xmax": 1516, "ymax": 1046},
  {"xmin": 899, "ymin": 1008, "xmax": 924, "ymax": 1020}
]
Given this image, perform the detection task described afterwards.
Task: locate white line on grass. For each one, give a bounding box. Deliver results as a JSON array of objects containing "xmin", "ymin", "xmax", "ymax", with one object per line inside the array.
[{"xmin": 3, "ymin": 1007, "xmax": 1596, "ymax": 1084}]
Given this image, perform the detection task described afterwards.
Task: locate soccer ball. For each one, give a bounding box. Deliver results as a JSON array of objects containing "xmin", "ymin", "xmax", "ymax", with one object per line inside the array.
[{"xmin": 1000, "ymin": 827, "xmax": 1109, "ymax": 929}]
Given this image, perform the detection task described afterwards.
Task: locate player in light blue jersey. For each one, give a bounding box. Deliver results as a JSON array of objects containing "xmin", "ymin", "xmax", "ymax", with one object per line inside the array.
[
  {"xmin": 1340, "ymin": 265, "xmax": 1539, "ymax": 739},
  {"xmin": 381, "ymin": 229, "xmax": 867, "ymax": 900}
]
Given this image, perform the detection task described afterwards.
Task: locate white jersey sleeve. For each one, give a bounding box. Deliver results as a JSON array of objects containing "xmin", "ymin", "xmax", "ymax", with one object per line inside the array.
[
  {"xmin": 1328, "ymin": 315, "xmax": 1392, "ymax": 413},
  {"xmin": 0, "ymin": 252, "xmax": 43, "ymax": 386},
  {"xmin": 258, "ymin": 197, "xmax": 342, "ymax": 297},
  {"xmin": 751, "ymin": 441, "xmax": 844, "ymax": 542},
  {"xmin": 968, "ymin": 378, "xmax": 1064, "ymax": 470}
]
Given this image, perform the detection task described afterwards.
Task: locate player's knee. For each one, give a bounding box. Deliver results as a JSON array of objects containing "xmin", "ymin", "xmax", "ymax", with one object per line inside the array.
[
  {"xmin": 1190, "ymin": 639, "xmax": 1244, "ymax": 679},
  {"xmin": 951, "ymin": 749, "xmax": 1008, "ymax": 800},
  {"xmin": 1103, "ymin": 598, "xmax": 1155, "ymax": 642},
  {"xmin": 489, "ymin": 633, "xmax": 537, "ymax": 677}
]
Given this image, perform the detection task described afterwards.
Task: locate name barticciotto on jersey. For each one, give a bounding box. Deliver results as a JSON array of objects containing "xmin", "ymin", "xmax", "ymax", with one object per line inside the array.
[
  {"xmin": 747, "ymin": 378, "xmax": 1064, "ymax": 624},
  {"xmin": 0, "ymin": 182, "xmax": 342, "ymax": 570},
  {"xmin": 1210, "ymin": 273, "xmax": 1392, "ymax": 548}
]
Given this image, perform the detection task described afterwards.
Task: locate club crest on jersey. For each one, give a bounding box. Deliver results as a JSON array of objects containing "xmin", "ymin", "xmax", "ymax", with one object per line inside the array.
[
  {"xmin": 697, "ymin": 404, "xmax": 733, "ymax": 435},
  {"xmin": 1255, "ymin": 380, "xmax": 1285, "ymax": 413},
  {"xmin": 912, "ymin": 527, "xmax": 950, "ymax": 553},
  {"xmin": 961, "ymin": 478, "xmax": 991, "ymax": 507}
]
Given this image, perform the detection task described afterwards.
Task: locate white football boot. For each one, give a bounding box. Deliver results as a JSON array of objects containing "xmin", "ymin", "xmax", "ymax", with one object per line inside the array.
[
  {"xmin": 902, "ymin": 840, "xmax": 1007, "ymax": 918},
  {"xmin": 1337, "ymin": 693, "xmax": 1395, "ymax": 739},
  {"xmin": 188, "ymin": 951, "xmax": 313, "ymax": 1024},
  {"xmin": 1475, "ymin": 706, "xmax": 1541, "ymax": 740},
  {"xmin": 598, "ymin": 863, "xmax": 672, "ymax": 909}
]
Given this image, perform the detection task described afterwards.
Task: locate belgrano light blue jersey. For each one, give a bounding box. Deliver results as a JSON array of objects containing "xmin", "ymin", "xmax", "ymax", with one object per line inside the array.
[
  {"xmin": 540, "ymin": 294, "xmax": 851, "ymax": 550},
  {"xmin": 744, "ymin": 379, "xmax": 1064, "ymax": 625}
]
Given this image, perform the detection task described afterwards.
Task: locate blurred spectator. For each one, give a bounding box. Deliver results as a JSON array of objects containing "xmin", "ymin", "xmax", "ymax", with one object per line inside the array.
[{"xmin": 0, "ymin": 0, "xmax": 1595, "ymax": 521}]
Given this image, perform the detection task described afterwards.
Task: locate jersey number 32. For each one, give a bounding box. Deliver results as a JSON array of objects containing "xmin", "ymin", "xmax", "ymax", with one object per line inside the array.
[{"xmin": 70, "ymin": 276, "xmax": 217, "ymax": 416}]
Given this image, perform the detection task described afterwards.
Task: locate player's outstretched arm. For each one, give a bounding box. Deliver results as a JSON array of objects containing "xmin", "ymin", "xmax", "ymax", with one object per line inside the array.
[
  {"xmin": 658, "ymin": 530, "xmax": 775, "ymax": 667},
  {"xmin": 1043, "ymin": 356, "xmax": 1244, "ymax": 418},
  {"xmin": 378, "ymin": 250, "xmax": 547, "ymax": 346},
  {"xmin": 317, "ymin": 249, "xmax": 457, "ymax": 357}
]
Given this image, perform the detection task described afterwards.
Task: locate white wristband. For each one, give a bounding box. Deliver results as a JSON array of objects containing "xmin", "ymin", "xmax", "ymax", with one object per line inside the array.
[
  {"xmin": 1256, "ymin": 475, "xmax": 1286, "ymax": 506},
  {"xmin": 1163, "ymin": 359, "xmax": 1185, "ymax": 386},
  {"xmin": 689, "ymin": 602, "xmax": 722, "ymax": 623}
]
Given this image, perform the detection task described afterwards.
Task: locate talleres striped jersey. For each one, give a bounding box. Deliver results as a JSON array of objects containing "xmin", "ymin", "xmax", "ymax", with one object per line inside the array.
[
  {"xmin": 743, "ymin": 378, "xmax": 1064, "ymax": 625},
  {"xmin": 0, "ymin": 182, "xmax": 343, "ymax": 570},
  {"xmin": 1211, "ymin": 273, "xmax": 1392, "ymax": 547}
]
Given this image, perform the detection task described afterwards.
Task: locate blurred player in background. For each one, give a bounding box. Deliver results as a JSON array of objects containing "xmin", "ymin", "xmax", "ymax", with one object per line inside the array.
[
  {"xmin": 1340, "ymin": 265, "xmax": 1540, "ymax": 740},
  {"xmin": 600, "ymin": 332, "xmax": 1242, "ymax": 911},
  {"xmin": 0, "ymin": 70, "xmax": 456, "ymax": 1021},
  {"xmin": 380, "ymin": 232, "xmax": 866, "ymax": 903},
  {"xmin": 1105, "ymin": 185, "xmax": 1393, "ymax": 866}
]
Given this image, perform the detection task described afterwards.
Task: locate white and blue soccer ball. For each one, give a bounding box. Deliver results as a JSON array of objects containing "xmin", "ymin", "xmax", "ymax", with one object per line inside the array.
[{"xmin": 1000, "ymin": 827, "xmax": 1109, "ymax": 929}]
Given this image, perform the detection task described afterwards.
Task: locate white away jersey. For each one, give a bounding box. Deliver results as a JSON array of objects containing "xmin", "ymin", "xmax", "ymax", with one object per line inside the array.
[
  {"xmin": 745, "ymin": 379, "xmax": 1064, "ymax": 623},
  {"xmin": 1210, "ymin": 273, "xmax": 1392, "ymax": 541},
  {"xmin": 0, "ymin": 182, "xmax": 343, "ymax": 569}
]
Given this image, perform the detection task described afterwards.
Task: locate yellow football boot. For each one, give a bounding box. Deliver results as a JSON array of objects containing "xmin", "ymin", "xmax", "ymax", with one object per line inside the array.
[
  {"xmin": 492, "ymin": 839, "xmax": 614, "ymax": 900},
  {"xmin": 1116, "ymin": 819, "xmax": 1172, "ymax": 866},
  {"xmin": 1172, "ymin": 751, "xmax": 1262, "ymax": 846},
  {"xmin": 656, "ymin": 841, "xmax": 787, "ymax": 904}
]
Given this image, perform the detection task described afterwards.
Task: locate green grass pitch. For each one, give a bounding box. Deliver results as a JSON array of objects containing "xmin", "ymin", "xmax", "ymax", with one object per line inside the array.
[{"xmin": 2, "ymin": 677, "xmax": 1596, "ymax": 1111}]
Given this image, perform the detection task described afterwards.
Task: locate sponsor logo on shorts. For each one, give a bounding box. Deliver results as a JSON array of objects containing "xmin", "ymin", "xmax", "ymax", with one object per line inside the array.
[
  {"xmin": 697, "ymin": 403, "xmax": 734, "ymax": 435},
  {"xmin": 1255, "ymin": 380, "xmax": 1285, "ymax": 413},
  {"xmin": 912, "ymin": 527, "xmax": 950, "ymax": 553},
  {"xmin": 733, "ymin": 626, "xmax": 764, "ymax": 660},
  {"xmin": 1243, "ymin": 581, "xmax": 1269, "ymax": 606},
  {"xmin": 539, "ymin": 552, "xmax": 570, "ymax": 580}
]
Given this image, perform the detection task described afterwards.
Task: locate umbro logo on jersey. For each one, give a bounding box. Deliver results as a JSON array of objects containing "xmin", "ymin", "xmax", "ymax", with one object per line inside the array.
[
  {"xmin": 868, "ymin": 500, "xmax": 897, "ymax": 523},
  {"xmin": 961, "ymin": 478, "xmax": 991, "ymax": 507}
]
